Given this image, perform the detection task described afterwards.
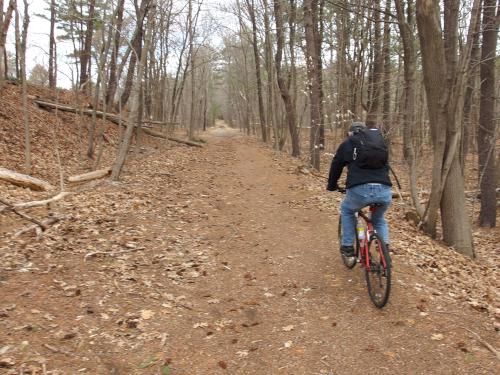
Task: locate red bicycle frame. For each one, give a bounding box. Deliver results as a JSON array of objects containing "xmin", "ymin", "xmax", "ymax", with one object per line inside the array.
[{"xmin": 357, "ymin": 205, "xmax": 388, "ymax": 271}]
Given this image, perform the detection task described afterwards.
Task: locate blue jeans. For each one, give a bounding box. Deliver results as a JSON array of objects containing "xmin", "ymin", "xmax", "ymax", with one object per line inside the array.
[{"xmin": 340, "ymin": 183, "xmax": 392, "ymax": 246}]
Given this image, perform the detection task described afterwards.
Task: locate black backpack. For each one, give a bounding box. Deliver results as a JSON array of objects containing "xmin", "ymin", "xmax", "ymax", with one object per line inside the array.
[{"xmin": 350, "ymin": 128, "xmax": 388, "ymax": 169}]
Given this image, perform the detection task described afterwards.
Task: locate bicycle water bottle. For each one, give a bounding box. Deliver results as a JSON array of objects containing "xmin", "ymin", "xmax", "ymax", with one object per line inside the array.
[{"xmin": 357, "ymin": 220, "xmax": 365, "ymax": 241}]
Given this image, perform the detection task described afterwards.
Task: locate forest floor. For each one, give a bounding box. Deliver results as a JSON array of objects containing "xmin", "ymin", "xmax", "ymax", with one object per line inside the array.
[{"xmin": 0, "ymin": 116, "xmax": 499, "ymax": 374}]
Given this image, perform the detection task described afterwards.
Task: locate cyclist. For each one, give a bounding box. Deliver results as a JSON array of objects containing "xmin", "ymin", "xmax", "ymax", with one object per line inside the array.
[{"xmin": 326, "ymin": 121, "xmax": 392, "ymax": 258}]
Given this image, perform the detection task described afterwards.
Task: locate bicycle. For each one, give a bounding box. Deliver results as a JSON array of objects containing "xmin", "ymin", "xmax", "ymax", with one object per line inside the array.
[{"xmin": 337, "ymin": 189, "xmax": 392, "ymax": 308}]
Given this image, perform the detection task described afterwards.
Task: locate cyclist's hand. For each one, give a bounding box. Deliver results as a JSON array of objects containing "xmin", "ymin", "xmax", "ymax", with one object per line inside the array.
[{"xmin": 326, "ymin": 184, "xmax": 338, "ymax": 192}]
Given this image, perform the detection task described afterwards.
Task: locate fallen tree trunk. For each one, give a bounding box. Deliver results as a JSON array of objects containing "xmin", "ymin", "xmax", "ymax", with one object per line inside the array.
[
  {"xmin": 0, "ymin": 167, "xmax": 53, "ymax": 191},
  {"xmin": 142, "ymin": 128, "xmax": 203, "ymax": 147},
  {"xmin": 68, "ymin": 168, "xmax": 112, "ymax": 183},
  {"xmin": 35, "ymin": 100, "xmax": 194, "ymax": 146},
  {"xmin": 35, "ymin": 100, "xmax": 121, "ymax": 125},
  {"xmin": 12, "ymin": 191, "xmax": 73, "ymax": 210}
]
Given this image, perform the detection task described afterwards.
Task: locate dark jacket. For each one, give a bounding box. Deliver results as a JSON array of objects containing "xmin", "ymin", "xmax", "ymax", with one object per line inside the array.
[{"xmin": 327, "ymin": 135, "xmax": 392, "ymax": 190}]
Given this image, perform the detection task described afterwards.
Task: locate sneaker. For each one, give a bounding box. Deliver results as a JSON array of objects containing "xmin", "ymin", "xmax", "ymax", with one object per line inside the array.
[{"xmin": 340, "ymin": 245, "xmax": 355, "ymax": 258}]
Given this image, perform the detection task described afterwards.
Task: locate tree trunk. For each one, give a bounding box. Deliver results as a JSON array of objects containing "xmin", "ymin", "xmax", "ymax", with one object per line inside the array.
[
  {"xmin": 246, "ymin": 0, "xmax": 267, "ymax": 143},
  {"xmin": 262, "ymin": 0, "xmax": 276, "ymax": 147},
  {"xmin": 79, "ymin": 0, "xmax": 95, "ymax": 91},
  {"xmin": 0, "ymin": 0, "xmax": 15, "ymax": 82},
  {"xmin": 17, "ymin": 0, "xmax": 30, "ymax": 173},
  {"xmin": 366, "ymin": 0, "xmax": 383, "ymax": 127},
  {"xmin": 48, "ymin": 0, "xmax": 56, "ymax": 89},
  {"xmin": 120, "ymin": 0, "xmax": 150, "ymax": 108},
  {"xmin": 106, "ymin": 0, "xmax": 125, "ymax": 106},
  {"xmin": 188, "ymin": 0, "xmax": 195, "ymax": 141},
  {"xmin": 395, "ymin": 0, "xmax": 424, "ymax": 218},
  {"xmin": 416, "ymin": 0, "xmax": 474, "ymax": 257},
  {"xmin": 381, "ymin": 0, "xmax": 392, "ymax": 142},
  {"xmin": 273, "ymin": 0, "xmax": 300, "ymax": 157},
  {"xmin": 304, "ymin": 0, "xmax": 322, "ymax": 170},
  {"xmin": 111, "ymin": 5, "xmax": 152, "ymax": 181},
  {"xmin": 477, "ymin": 0, "xmax": 498, "ymax": 227}
]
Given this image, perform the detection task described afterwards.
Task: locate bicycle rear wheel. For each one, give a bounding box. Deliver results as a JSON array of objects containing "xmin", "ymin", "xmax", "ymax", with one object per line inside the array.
[
  {"xmin": 364, "ymin": 233, "xmax": 391, "ymax": 308},
  {"xmin": 338, "ymin": 216, "xmax": 357, "ymax": 269}
]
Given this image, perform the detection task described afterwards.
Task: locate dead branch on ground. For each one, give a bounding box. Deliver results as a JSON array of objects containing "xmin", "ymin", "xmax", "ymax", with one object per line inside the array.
[
  {"xmin": 0, "ymin": 167, "xmax": 53, "ymax": 191},
  {"xmin": 13, "ymin": 216, "xmax": 61, "ymax": 238},
  {"xmin": 0, "ymin": 197, "xmax": 49, "ymax": 230}
]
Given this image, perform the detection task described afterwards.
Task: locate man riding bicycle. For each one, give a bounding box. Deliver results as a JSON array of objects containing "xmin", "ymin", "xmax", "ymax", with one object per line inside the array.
[{"xmin": 326, "ymin": 121, "xmax": 392, "ymax": 258}]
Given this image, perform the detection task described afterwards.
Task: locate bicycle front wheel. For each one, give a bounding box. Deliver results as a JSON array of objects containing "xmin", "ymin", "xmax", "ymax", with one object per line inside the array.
[
  {"xmin": 364, "ymin": 233, "xmax": 391, "ymax": 308},
  {"xmin": 338, "ymin": 216, "xmax": 357, "ymax": 269}
]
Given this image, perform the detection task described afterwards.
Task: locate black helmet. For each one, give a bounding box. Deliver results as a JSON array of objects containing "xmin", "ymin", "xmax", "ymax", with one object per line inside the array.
[{"xmin": 349, "ymin": 121, "xmax": 366, "ymax": 133}]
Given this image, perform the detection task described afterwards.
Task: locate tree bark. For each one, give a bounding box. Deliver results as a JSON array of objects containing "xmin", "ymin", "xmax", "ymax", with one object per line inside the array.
[
  {"xmin": 48, "ymin": 0, "xmax": 56, "ymax": 89},
  {"xmin": 106, "ymin": 0, "xmax": 125, "ymax": 106},
  {"xmin": 366, "ymin": 0, "xmax": 383, "ymax": 127},
  {"xmin": 477, "ymin": 0, "xmax": 498, "ymax": 227},
  {"xmin": 120, "ymin": 0, "xmax": 150, "ymax": 108},
  {"xmin": 79, "ymin": 0, "xmax": 95, "ymax": 91},
  {"xmin": 20, "ymin": 0, "xmax": 30, "ymax": 172},
  {"xmin": 416, "ymin": 0, "xmax": 474, "ymax": 257},
  {"xmin": 273, "ymin": 0, "xmax": 300, "ymax": 157},
  {"xmin": 246, "ymin": 0, "xmax": 267, "ymax": 143},
  {"xmin": 111, "ymin": 4, "xmax": 152, "ymax": 181},
  {"xmin": 395, "ymin": 0, "xmax": 424, "ymax": 218},
  {"xmin": 0, "ymin": 167, "xmax": 53, "ymax": 191},
  {"xmin": 304, "ymin": 0, "xmax": 322, "ymax": 170},
  {"xmin": 0, "ymin": 0, "xmax": 15, "ymax": 81}
]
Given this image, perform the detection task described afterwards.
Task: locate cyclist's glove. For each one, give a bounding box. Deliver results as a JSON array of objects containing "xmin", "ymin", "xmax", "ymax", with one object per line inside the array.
[{"xmin": 326, "ymin": 183, "xmax": 339, "ymax": 192}]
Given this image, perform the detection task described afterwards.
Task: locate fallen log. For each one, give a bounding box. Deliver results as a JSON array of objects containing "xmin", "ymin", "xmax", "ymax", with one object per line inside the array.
[
  {"xmin": 142, "ymin": 128, "xmax": 203, "ymax": 147},
  {"xmin": 35, "ymin": 99, "xmax": 206, "ymax": 148},
  {"xmin": 67, "ymin": 168, "xmax": 112, "ymax": 183},
  {"xmin": 13, "ymin": 191, "xmax": 73, "ymax": 210},
  {"xmin": 34, "ymin": 99, "xmax": 121, "ymax": 125},
  {"xmin": 0, "ymin": 167, "xmax": 53, "ymax": 191}
]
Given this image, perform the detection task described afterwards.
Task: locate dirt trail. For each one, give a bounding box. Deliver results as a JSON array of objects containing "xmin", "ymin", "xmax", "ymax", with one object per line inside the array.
[{"xmin": 0, "ymin": 126, "xmax": 498, "ymax": 374}]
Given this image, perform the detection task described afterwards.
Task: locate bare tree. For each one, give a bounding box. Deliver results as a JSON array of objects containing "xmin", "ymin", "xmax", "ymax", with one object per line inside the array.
[
  {"xmin": 274, "ymin": 0, "xmax": 300, "ymax": 157},
  {"xmin": 111, "ymin": 4, "xmax": 153, "ymax": 181},
  {"xmin": 79, "ymin": 0, "xmax": 95, "ymax": 91},
  {"xmin": 48, "ymin": 0, "xmax": 56, "ymax": 89},
  {"xmin": 477, "ymin": 0, "xmax": 499, "ymax": 227},
  {"xmin": 0, "ymin": 0, "xmax": 15, "ymax": 82},
  {"xmin": 416, "ymin": 0, "xmax": 477, "ymax": 256},
  {"xmin": 106, "ymin": 0, "xmax": 125, "ymax": 106},
  {"xmin": 304, "ymin": 0, "xmax": 323, "ymax": 169},
  {"xmin": 246, "ymin": 0, "xmax": 267, "ymax": 143},
  {"xmin": 16, "ymin": 0, "xmax": 30, "ymax": 172}
]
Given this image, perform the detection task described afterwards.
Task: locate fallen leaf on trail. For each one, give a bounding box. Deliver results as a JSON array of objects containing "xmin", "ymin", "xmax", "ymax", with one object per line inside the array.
[
  {"xmin": 282, "ymin": 325, "xmax": 294, "ymax": 332},
  {"xmin": 193, "ymin": 322, "xmax": 208, "ymax": 328},
  {"xmin": 264, "ymin": 292, "xmax": 274, "ymax": 298},
  {"xmin": 161, "ymin": 365, "xmax": 172, "ymax": 374},
  {"xmin": 431, "ymin": 333, "xmax": 444, "ymax": 341},
  {"xmin": 138, "ymin": 357, "xmax": 157, "ymax": 369},
  {"xmin": 284, "ymin": 341, "xmax": 293, "ymax": 348},
  {"xmin": 0, "ymin": 357, "xmax": 15, "ymax": 368},
  {"xmin": 384, "ymin": 351, "xmax": 396, "ymax": 358},
  {"xmin": 236, "ymin": 350, "xmax": 249, "ymax": 358},
  {"xmin": 207, "ymin": 299, "xmax": 220, "ymax": 304},
  {"xmin": 218, "ymin": 361, "xmax": 228, "ymax": 369},
  {"xmin": 141, "ymin": 310, "xmax": 155, "ymax": 320}
]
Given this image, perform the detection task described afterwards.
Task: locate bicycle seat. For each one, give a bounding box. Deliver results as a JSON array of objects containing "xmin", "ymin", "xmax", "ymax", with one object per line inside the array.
[{"xmin": 368, "ymin": 203, "xmax": 384, "ymax": 208}]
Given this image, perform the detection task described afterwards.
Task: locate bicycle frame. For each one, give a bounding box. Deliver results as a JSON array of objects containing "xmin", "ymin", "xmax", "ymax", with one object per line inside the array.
[{"xmin": 356, "ymin": 205, "xmax": 388, "ymax": 271}]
